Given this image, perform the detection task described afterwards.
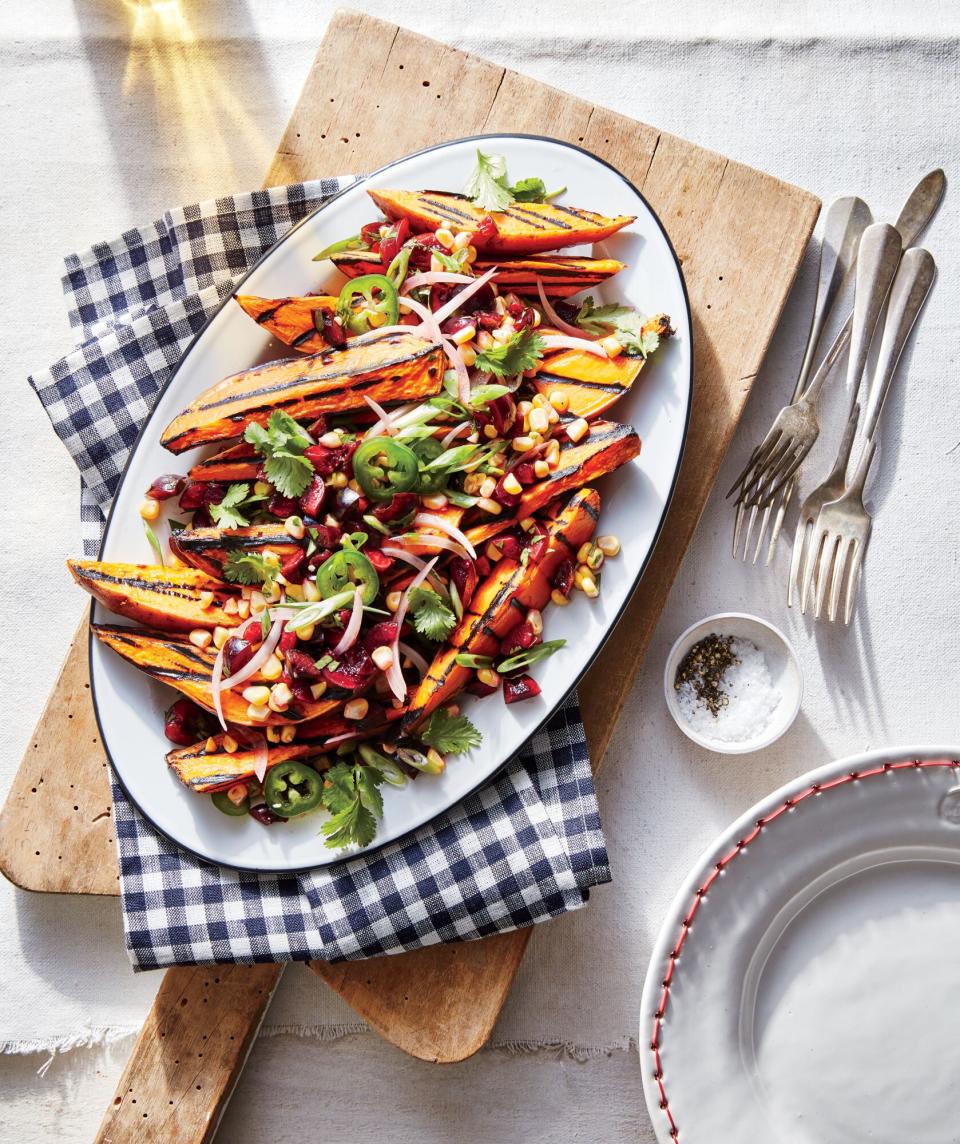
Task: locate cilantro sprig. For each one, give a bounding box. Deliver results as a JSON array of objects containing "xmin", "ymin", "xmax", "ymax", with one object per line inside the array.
[
  {"xmin": 209, "ymin": 482, "xmax": 265, "ymax": 530},
  {"xmin": 320, "ymin": 761, "xmax": 386, "ymax": 849},
  {"xmin": 574, "ymin": 297, "xmax": 665, "ymax": 359},
  {"xmin": 464, "ymin": 150, "xmax": 564, "ymax": 212},
  {"xmin": 420, "ymin": 708, "xmax": 483, "ymax": 755},
  {"xmin": 408, "ymin": 587, "xmax": 457, "ymax": 642},
  {"xmin": 223, "ymin": 551, "xmax": 278, "ymax": 593},
  {"xmin": 244, "ymin": 411, "xmax": 315, "ymax": 498},
  {"xmin": 474, "ymin": 328, "xmax": 545, "ymax": 379}
]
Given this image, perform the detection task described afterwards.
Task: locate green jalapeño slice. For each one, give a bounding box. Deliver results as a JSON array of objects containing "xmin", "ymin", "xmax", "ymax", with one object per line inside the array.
[
  {"xmin": 352, "ymin": 437, "xmax": 420, "ymax": 501},
  {"xmin": 316, "ymin": 546, "xmax": 380, "ymax": 605},
  {"xmin": 263, "ymin": 760, "xmax": 325, "ymax": 818},
  {"xmin": 336, "ymin": 273, "xmax": 399, "ymax": 334}
]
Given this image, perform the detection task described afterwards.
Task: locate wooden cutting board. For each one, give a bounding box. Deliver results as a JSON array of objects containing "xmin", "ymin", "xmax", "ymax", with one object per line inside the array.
[{"xmin": 0, "ymin": 10, "xmax": 818, "ymax": 1137}]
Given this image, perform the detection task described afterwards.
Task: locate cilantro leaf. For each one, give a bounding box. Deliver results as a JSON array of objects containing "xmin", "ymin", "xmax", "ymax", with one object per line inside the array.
[
  {"xmin": 320, "ymin": 762, "xmax": 385, "ymax": 849},
  {"xmin": 574, "ymin": 297, "xmax": 666, "ymax": 359},
  {"xmin": 464, "ymin": 150, "xmax": 513, "ymax": 212},
  {"xmin": 210, "ymin": 482, "xmax": 252, "ymax": 530},
  {"xmin": 474, "ymin": 328, "xmax": 545, "ymax": 379},
  {"xmin": 223, "ymin": 551, "xmax": 278, "ymax": 592},
  {"xmin": 408, "ymin": 587, "xmax": 457, "ymax": 642},
  {"xmin": 420, "ymin": 709, "xmax": 482, "ymax": 755},
  {"xmin": 432, "ymin": 248, "xmax": 471, "ymax": 273},
  {"xmin": 509, "ymin": 177, "xmax": 552, "ymax": 202},
  {"xmin": 244, "ymin": 412, "xmax": 314, "ymax": 498},
  {"xmin": 467, "ymin": 383, "xmax": 510, "ymax": 409}
]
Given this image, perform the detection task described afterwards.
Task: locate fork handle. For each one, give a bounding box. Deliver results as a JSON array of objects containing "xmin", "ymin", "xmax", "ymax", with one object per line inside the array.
[
  {"xmin": 846, "ymin": 223, "xmax": 902, "ymax": 397},
  {"xmin": 862, "ymin": 247, "xmax": 936, "ymax": 441}
]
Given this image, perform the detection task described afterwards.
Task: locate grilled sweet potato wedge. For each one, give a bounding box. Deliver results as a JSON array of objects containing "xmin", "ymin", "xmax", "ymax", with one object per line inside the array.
[
  {"xmin": 69, "ymin": 561, "xmax": 240, "ymax": 631},
  {"xmin": 188, "ymin": 441, "xmax": 261, "ymax": 482},
  {"xmin": 93, "ymin": 624, "xmax": 342, "ymax": 726},
  {"xmin": 170, "ymin": 524, "xmax": 303, "ymax": 580},
  {"xmin": 464, "ymin": 421, "xmax": 639, "ymax": 547},
  {"xmin": 404, "ymin": 488, "xmax": 600, "ymax": 727},
  {"xmin": 332, "ymin": 252, "xmax": 625, "ymax": 298},
  {"xmin": 367, "ymin": 190, "xmax": 634, "ymax": 256},
  {"xmin": 533, "ymin": 314, "xmax": 672, "ymax": 419},
  {"xmin": 160, "ymin": 331, "xmax": 445, "ymax": 454},
  {"xmin": 166, "ymin": 714, "xmax": 387, "ymax": 792},
  {"xmin": 234, "ymin": 294, "xmax": 338, "ymax": 355}
]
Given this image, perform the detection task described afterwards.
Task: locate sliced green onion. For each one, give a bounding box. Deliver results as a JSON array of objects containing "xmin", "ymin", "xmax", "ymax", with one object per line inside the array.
[
  {"xmin": 358, "ymin": 743, "xmax": 407, "ymax": 787},
  {"xmin": 261, "ymin": 609, "xmax": 271, "ymax": 641},
  {"xmin": 283, "ymin": 589, "xmax": 355, "ymax": 632},
  {"xmin": 449, "ymin": 580, "xmax": 463, "ymax": 622},
  {"xmin": 143, "ymin": 520, "xmax": 165, "ymax": 565},
  {"xmin": 497, "ymin": 639, "xmax": 566, "ymax": 675},
  {"xmin": 445, "ymin": 489, "xmax": 479, "ymax": 509},
  {"xmin": 362, "ymin": 514, "xmax": 390, "ymax": 535},
  {"xmin": 423, "ymin": 442, "xmax": 481, "ymax": 472},
  {"xmin": 312, "ymin": 234, "xmax": 369, "ymax": 262},
  {"xmin": 455, "ymin": 653, "xmax": 495, "ymax": 669}
]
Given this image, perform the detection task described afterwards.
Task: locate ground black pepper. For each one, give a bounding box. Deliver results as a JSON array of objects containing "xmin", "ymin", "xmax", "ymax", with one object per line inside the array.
[{"xmin": 674, "ymin": 633, "xmax": 740, "ymax": 717}]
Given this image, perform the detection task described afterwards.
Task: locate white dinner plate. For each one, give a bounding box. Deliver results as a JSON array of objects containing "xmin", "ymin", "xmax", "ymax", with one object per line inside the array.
[
  {"xmin": 640, "ymin": 745, "xmax": 960, "ymax": 1143},
  {"xmin": 89, "ymin": 134, "xmax": 692, "ymax": 871}
]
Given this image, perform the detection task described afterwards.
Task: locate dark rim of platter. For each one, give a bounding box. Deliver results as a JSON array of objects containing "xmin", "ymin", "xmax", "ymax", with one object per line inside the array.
[{"xmin": 89, "ymin": 133, "xmax": 695, "ymax": 874}]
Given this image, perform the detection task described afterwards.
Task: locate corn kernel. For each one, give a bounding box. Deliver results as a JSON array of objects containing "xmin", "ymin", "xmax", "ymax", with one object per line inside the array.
[
  {"xmin": 482, "ymin": 423, "xmax": 498, "ymax": 440},
  {"xmin": 435, "ymin": 227, "xmax": 455, "ymax": 249},
  {"xmin": 284, "ymin": 581, "xmax": 304, "ymax": 602},
  {"xmin": 460, "ymin": 344, "xmax": 477, "ymax": 367},
  {"xmin": 596, "ymin": 534, "xmax": 621, "ymax": 557},
  {"xmin": 304, "ymin": 578, "xmax": 321, "ymax": 603},
  {"xmin": 551, "ymin": 588, "xmax": 570, "ymax": 608},
  {"xmin": 254, "ymin": 480, "xmax": 272, "ymax": 497},
  {"xmin": 517, "ymin": 400, "xmax": 533, "ymax": 417},
  {"xmin": 284, "ymin": 515, "xmax": 305, "ymax": 540},
  {"xmin": 451, "ymin": 323, "xmax": 476, "ymax": 345},
  {"xmin": 464, "ymin": 245, "xmax": 478, "ymax": 264},
  {"xmin": 262, "ymin": 550, "xmax": 281, "ymax": 567},
  {"xmin": 531, "ymin": 307, "xmax": 542, "ymax": 327},
  {"xmin": 224, "ymin": 597, "xmax": 239, "ymax": 615},
  {"xmin": 280, "ymin": 725, "xmax": 297, "ymax": 743},
  {"xmin": 310, "ymin": 681, "xmax": 328, "ymax": 700},
  {"xmin": 477, "ymin": 667, "xmax": 500, "ymax": 688},
  {"xmin": 599, "ymin": 334, "xmax": 623, "ymax": 357},
  {"xmin": 452, "ymin": 230, "xmax": 472, "ymax": 250},
  {"xmin": 243, "ymin": 685, "xmax": 270, "ymax": 706},
  {"xmin": 222, "ymin": 734, "xmax": 239, "ymax": 754},
  {"xmin": 367, "ymin": 309, "xmax": 388, "ymax": 328},
  {"xmin": 266, "ymin": 725, "xmax": 281, "ymax": 743},
  {"xmin": 211, "ymin": 626, "xmax": 228, "ymax": 651},
  {"xmin": 545, "ymin": 439, "xmax": 561, "ymax": 466},
  {"xmin": 318, "ymin": 430, "xmax": 343, "ymax": 448},
  {"xmin": 261, "ymin": 654, "xmax": 283, "ymax": 681},
  {"xmin": 476, "ymin": 330, "xmax": 494, "ymax": 350},
  {"xmin": 582, "ymin": 576, "xmax": 599, "ymax": 599},
  {"xmin": 140, "ymin": 498, "xmax": 161, "ymax": 522},
  {"xmin": 371, "ymin": 645, "xmax": 394, "ymax": 671},
  {"xmin": 534, "ymin": 459, "xmax": 550, "ymax": 479},
  {"xmin": 512, "ymin": 435, "xmax": 535, "ymax": 453},
  {"xmin": 426, "ymin": 748, "xmax": 446, "ymax": 773},
  {"xmin": 189, "ymin": 628, "xmax": 212, "ymax": 649},
  {"xmin": 479, "ymin": 476, "xmax": 497, "ymax": 499},
  {"xmin": 519, "ymin": 517, "xmax": 535, "ymax": 532},
  {"xmin": 485, "ymin": 539, "xmax": 504, "ymax": 562},
  {"xmin": 329, "ymin": 472, "xmax": 348, "ymax": 489},
  {"xmin": 502, "ymin": 471, "xmax": 522, "ymax": 496},
  {"xmin": 548, "ymin": 390, "xmax": 569, "ymax": 413},
  {"xmin": 477, "ymin": 497, "xmax": 502, "ymax": 515},
  {"xmin": 386, "ymin": 590, "xmax": 402, "ymax": 612},
  {"xmin": 344, "ymin": 698, "xmax": 369, "ymax": 721},
  {"xmin": 586, "ymin": 545, "xmax": 605, "ymax": 572},
  {"xmin": 296, "ymin": 623, "xmax": 316, "ymax": 642},
  {"xmin": 528, "ymin": 408, "xmax": 549, "ymax": 434},
  {"xmin": 422, "ymin": 493, "xmax": 448, "ymax": 510},
  {"xmin": 204, "ymin": 736, "xmax": 218, "ymax": 753},
  {"xmin": 237, "ymin": 600, "xmax": 251, "ymax": 619},
  {"xmin": 566, "ymin": 417, "xmax": 590, "ymax": 444},
  {"xmin": 227, "ymin": 783, "xmax": 248, "ymax": 806},
  {"xmin": 198, "ymin": 591, "xmax": 214, "ymax": 610},
  {"xmin": 249, "ymin": 591, "xmax": 266, "ymax": 613},
  {"xmin": 546, "ymin": 406, "xmax": 560, "ymax": 425},
  {"xmin": 268, "ymin": 682, "xmax": 293, "ymax": 712},
  {"xmin": 430, "ymin": 253, "xmax": 445, "ymax": 273},
  {"xmin": 577, "ymin": 542, "xmax": 592, "ymax": 565},
  {"xmin": 532, "ymin": 393, "xmax": 550, "ymax": 410},
  {"xmin": 246, "ymin": 703, "xmax": 270, "ymax": 722}
]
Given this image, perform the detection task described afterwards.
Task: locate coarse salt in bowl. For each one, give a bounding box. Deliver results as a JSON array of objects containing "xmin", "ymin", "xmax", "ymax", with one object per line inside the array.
[{"xmin": 663, "ymin": 613, "xmax": 803, "ymax": 755}]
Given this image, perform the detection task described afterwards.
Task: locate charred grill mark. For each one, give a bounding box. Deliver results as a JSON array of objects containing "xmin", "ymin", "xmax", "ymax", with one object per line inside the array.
[
  {"xmin": 549, "ymin": 203, "xmax": 603, "ymax": 223},
  {"xmin": 536, "ymin": 372, "xmax": 626, "ymax": 395},
  {"xmin": 176, "ymin": 532, "xmax": 299, "ymax": 554},
  {"xmin": 291, "ymin": 329, "xmax": 318, "ymax": 348},
  {"xmin": 192, "ymin": 344, "xmax": 438, "ymax": 412},
  {"xmin": 145, "ymin": 666, "xmax": 211, "ymax": 683},
  {"xmin": 420, "ymin": 197, "xmax": 477, "ymax": 224},
  {"xmin": 254, "ymin": 306, "xmax": 279, "ymax": 325},
  {"xmin": 501, "ymin": 207, "xmax": 553, "ymax": 231},
  {"xmin": 77, "ymin": 567, "xmax": 217, "ymax": 602}
]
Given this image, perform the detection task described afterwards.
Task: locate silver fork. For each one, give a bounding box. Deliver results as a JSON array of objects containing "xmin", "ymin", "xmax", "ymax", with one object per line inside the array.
[
  {"xmin": 729, "ymin": 222, "xmax": 902, "ymax": 512},
  {"xmin": 799, "ymin": 246, "xmax": 937, "ymax": 622},
  {"xmin": 745, "ymin": 168, "xmax": 948, "ymax": 565},
  {"xmin": 731, "ymin": 196, "xmax": 870, "ymax": 560}
]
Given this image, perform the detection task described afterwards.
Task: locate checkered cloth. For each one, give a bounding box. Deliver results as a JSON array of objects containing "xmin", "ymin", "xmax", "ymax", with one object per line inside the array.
[{"xmin": 28, "ymin": 179, "xmax": 610, "ymax": 969}]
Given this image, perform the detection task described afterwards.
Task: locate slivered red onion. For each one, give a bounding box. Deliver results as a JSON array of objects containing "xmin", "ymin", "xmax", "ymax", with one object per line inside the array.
[
  {"xmin": 211, "ymin": 614, "xmax": 285, "ymax": 731},
  {"xmin": 540, "ymin": 334, "xmax": 608, "ymax": 358},
  {"xmin": 381, "ymin": 546, "xmax": 445, "ymax": 595},
  {"xmin": 442, "ymin": 337, "xmax": 471, "ymax": 404},
  {"xmin": 362, "ymin": 394, "xmax": 397, "ymax": 437},
  {"xmin": 325, "ymin": 731, "xmax": 363, "ymax": 746},
  {"xmin": 440, "ymin": 420, "xmax": 472, "ymax": 448},
  {"xmin": 387, "ymin": 556, "xmax": 438, "ymax": 702},
  {"xmin": 333, "ymin": 586, "xmax": 365, "ymax": 656},
  {"xmin": 431, "ymin": 266, "xmax": 498, "ymax": 325},
  {"xmin": 353, "ymin": 324, "xmax": 420, "ymax": 343},
  {"xmin": 398, "ymin": 294, "xmax": 443, "ymax": 344},
  {"xmin": 401, "ymin": 532, "xmax": 472, "ymax": 560},
  {"xmin": 245, "ymin": 731, "xmax": 269, "ymax": 784},
  {"xmin": 402, "ymin": 271, "xmax": 475, "ymax": 292},
  {"xmin": 414, "ymin": 512, "xmax": 477, "ymax": 559},
  {"xmin": 397, "ymin": 641, "xmax": 429, "ymax": 677},
  {"xmin": 536, "ymin": 277, "xmax": 588, "ymax": 338}
]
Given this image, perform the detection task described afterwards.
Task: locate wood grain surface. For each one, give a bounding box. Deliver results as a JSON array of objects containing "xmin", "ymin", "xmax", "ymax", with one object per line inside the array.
[{"xmin": 1, "ymin": 7, "xmax": 819, "ymax": 1132}]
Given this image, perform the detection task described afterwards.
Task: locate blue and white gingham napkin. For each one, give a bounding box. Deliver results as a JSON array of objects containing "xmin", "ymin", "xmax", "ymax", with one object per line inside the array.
[{"xmin": 28, "ymin": 179, "xmax": 610, "ymax": 969}]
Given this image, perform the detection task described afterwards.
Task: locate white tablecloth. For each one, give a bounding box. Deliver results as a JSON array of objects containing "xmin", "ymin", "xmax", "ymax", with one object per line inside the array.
[{"xmin": 3, "ymin": 1, "xmax": 959, "ymax": 1139}]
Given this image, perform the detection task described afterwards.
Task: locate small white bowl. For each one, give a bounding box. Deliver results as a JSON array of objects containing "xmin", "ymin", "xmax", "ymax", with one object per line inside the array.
[{"xmin": 663, "ymin": 612, "xmax": 803, "ymax": 755}]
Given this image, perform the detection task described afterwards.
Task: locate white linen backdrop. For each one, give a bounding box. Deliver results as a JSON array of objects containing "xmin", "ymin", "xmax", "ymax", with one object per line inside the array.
[{"xmin": 2, "ymin": 1, "xmax": 958, "ymax": 1139}]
